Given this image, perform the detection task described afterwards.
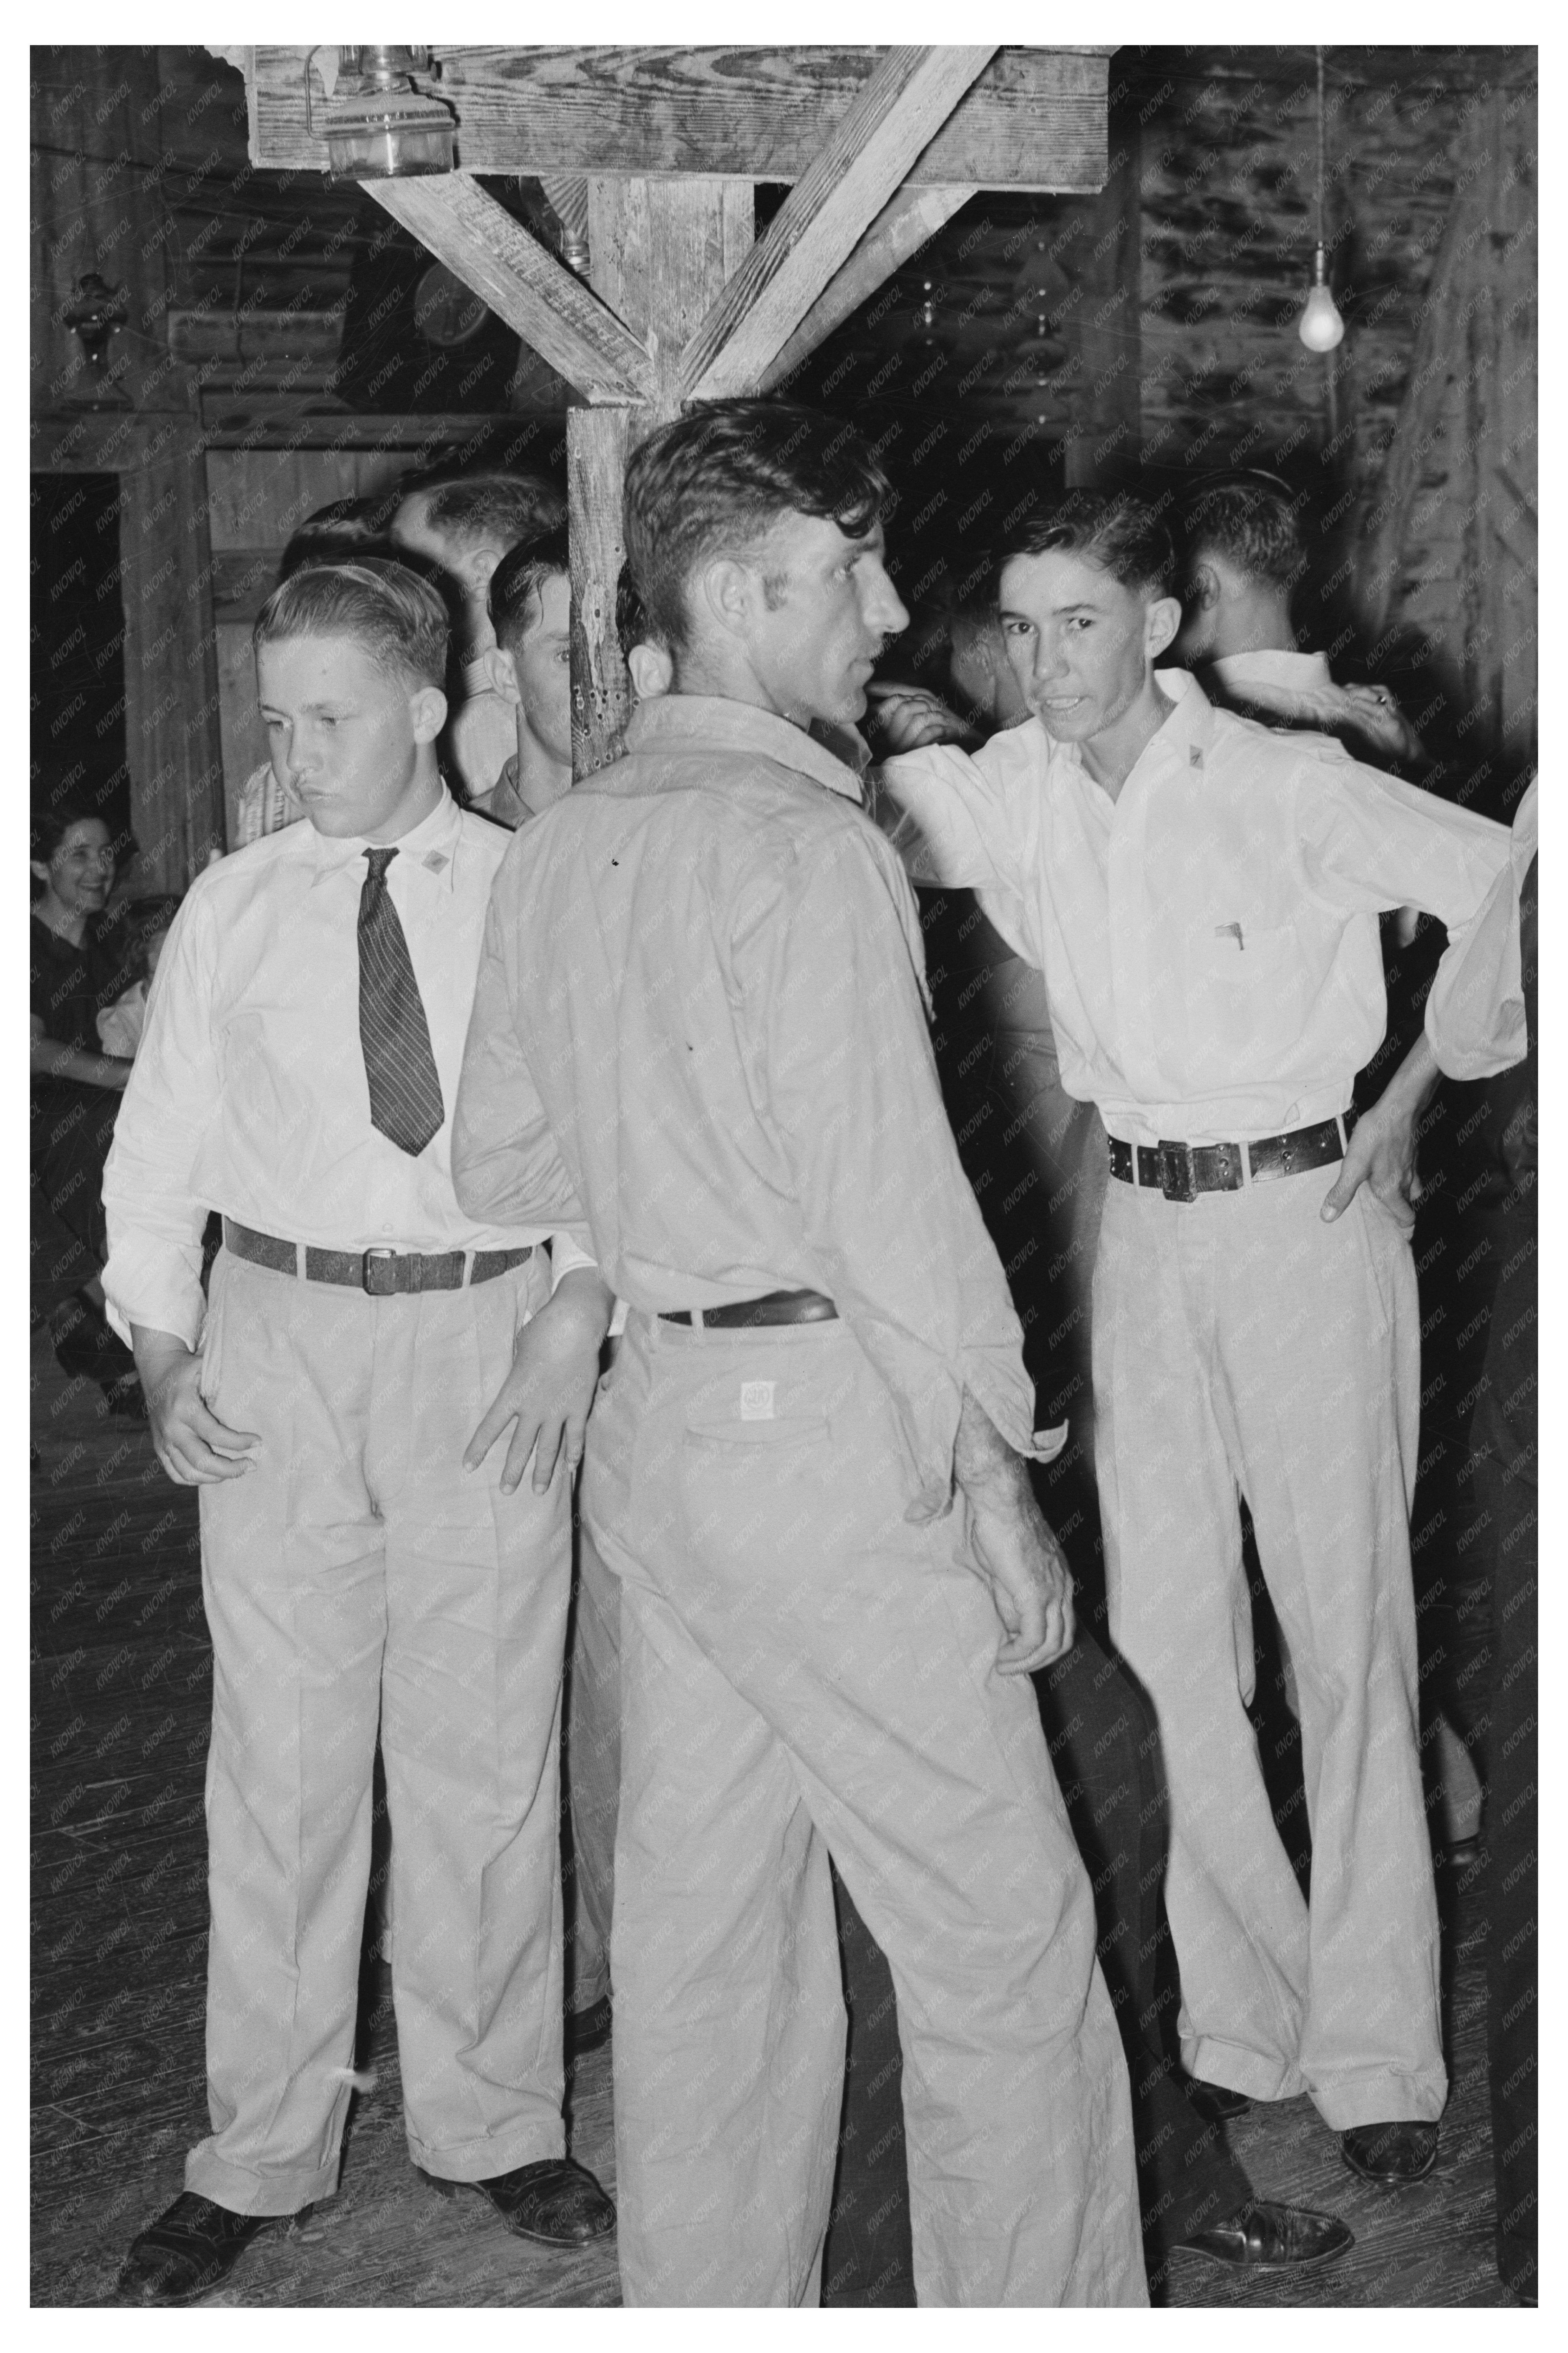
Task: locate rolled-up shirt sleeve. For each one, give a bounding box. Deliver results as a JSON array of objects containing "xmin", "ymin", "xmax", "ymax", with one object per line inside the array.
[
  {"xmin": 1290, "ymin": 746, "xmax": 1517, "ymax": 1069},
  {"xmin": 739, "ymin": 819, "xmax": 1037, "ymax": 1521},
  {"xmin": 1425, "ymin": 780, "xmax": 1535, "ymax": 1082},
  {"xmin": 101, "ymin": 893, "xmax": 223, "ymax": 1349}
]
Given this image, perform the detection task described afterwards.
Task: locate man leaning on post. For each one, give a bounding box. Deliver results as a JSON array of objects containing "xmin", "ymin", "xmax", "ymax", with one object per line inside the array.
[{"xmin": 451, "ymin": 400, "xmax": 1147, "ymax": 2308}]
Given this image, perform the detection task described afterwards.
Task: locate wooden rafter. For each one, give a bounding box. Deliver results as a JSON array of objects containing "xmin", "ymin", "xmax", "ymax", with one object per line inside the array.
[
  {"xmin": 681, "ymin": 47, "xmax": 996, "ymax": 402},
  {"xmin": 364, "ymin": 174, "xmax": 655, "ymax": 405},
  {"xmin": 758, "ymin": 183, "xmax": 976, "ymax": 395},
  {"xmin": 245, "ymin": 45, "xmax": 1114, "ymax": 192}
]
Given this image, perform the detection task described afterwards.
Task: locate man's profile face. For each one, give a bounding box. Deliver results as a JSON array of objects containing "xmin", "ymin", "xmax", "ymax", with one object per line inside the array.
[
  {"xmin": 392, "ymin": 493, "xmax": 498, "ymax": 648},
  {"xmin": 257, "ymin": 634, "xmax": 443, "ymax": 843},
  {"xmin": 510, "ymin": 571, "xmax": 574, "ymax": 769},
  {"xmin": 997, "ymin": 549, "xmax": 1160, "ymax": 746},
  {"xmin": 740, "ymin": 513, "xmax": 908, "ymax": 730}
]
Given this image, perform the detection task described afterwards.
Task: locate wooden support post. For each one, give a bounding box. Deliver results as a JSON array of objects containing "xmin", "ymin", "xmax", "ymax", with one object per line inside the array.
[
  {"xmin": 681, "ymin": 46, "xmax": 996, "ymax": 401},
  {"xmin": 1064, "ymin": 106, "xmax": 1141, "ymax": 488},
  {"xmin": 567, "ymin": 180, "xmax": 755, "ymax": 777},
  {"xmin": 119, "ymin": 429, "xmax": 226, "ymax": 886}
]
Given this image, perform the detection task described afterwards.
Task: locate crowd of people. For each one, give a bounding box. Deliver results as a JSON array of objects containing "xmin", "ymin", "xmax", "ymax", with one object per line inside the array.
[{"xmin": 30, "ymin": 401, "xmax": 1534, "ymax": 2309}]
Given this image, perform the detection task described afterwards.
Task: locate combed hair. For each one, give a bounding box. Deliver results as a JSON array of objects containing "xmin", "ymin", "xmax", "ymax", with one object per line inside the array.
[
  {"xmin": 997, "ymin": 491, "xmax": 1177, "ymax": 601},
  {"xmin": 488, "ymin": 526, "xmax": 570, "ymax": 654},
  {"xmin": 253, "ymin": 558, "xmax": 449, "ymax": 690},
  {"xmin": 279, "ymin": 496, "xmax": 395, "ymax": 581},
  {"xmin": 623, "ymin": 399, "xmax": 893, "ymax": 656},
  {"xmin": 414, "ymin": 471, "xmax": 566, "ymax": 555},
  {"xmin": 1180, "ymin": 475, "xmax": 1307, "ymax": 590}
]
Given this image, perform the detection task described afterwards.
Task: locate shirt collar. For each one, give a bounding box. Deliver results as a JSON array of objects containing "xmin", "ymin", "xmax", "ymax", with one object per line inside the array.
[
  {"xmin": 1209, "ymin": 649, "xmax": 1334, "ymax": 694},
  {"xmin": 1048, "ymin": 669, "xmax": 1218, "ymax": 785},
  {"xmin": 306, "ymin": 783, "xmax": 464, "ymax": 891},
  {"xmin": 623, "ymin": 694, "xmax": 868, "ymax": 804}
]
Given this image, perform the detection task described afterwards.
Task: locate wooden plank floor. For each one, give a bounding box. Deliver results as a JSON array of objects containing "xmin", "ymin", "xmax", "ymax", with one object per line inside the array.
[{"xmin": 31, "ymin": 1326, "xmax": 1513, "ymax": 2308}]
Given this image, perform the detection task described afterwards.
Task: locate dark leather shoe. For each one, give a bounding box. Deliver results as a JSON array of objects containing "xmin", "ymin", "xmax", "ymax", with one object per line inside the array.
[
  {"xmin": 1178, "ymin": 2199, "xmax": 1354, "ymax": 2269},
  {"xmin": 1183, "ymin": 2074, "xmax": 1253, "ymax": 2122},
  {"xmin": 118, "ymin": 2192, "xmax": 301, "ymax": 2305},
  {"xmin": 1339, "ymin": 2120, "xmax": 1439, "ymax": 2186},
  {"xmin": 566, "ymin": 1995, "xmax": 612, "ymax": 2057},
  {"xmin": 470, "ymin": 2158, "xmax": 615, "ymax": 2246}
]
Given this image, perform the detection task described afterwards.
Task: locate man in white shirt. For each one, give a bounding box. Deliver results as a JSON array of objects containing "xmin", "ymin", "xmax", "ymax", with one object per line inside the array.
[
  {"xmin": 876, "ymin": 491, "xmax": 1515, "ymax": 2193},
  {"xmin": 1175, "ymin": 471, "xmax": 1424, "ymax": 765},
  {"xmin": 104, "ymin": 559, "xmax": 614, "ymax": 2303},
  {"xmin": 391, "ymin": 471, "xmax": 566, "ymax": 815}
]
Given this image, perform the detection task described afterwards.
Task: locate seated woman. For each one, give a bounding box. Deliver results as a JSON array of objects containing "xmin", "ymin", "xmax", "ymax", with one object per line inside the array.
[{"xmin": 30, "ymin": 803, "xmax": 143, "ymax": 1412}]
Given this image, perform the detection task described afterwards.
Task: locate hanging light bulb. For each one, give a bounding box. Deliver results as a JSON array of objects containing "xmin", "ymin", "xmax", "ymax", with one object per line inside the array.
[
  {"xmin": 1298, "ymin": 247, "xmax": 1345, "ymax": 352},
  {"xmin": 1296, "ymin": 48, "xmax": 1345, "ymax": 353}
]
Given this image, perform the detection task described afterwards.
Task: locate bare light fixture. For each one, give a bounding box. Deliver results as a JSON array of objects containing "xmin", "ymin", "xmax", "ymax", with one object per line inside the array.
[
  {"xmin": 62, "ymin": 273, "xmax": 130, "ymax": 403},
  {"xmin": 305, "ymin": 46, "xmax": 456, "ymax": 180},
  {"xmin": 1298, "ymin": 47, "xmax": 1346, "ymax": 352}
]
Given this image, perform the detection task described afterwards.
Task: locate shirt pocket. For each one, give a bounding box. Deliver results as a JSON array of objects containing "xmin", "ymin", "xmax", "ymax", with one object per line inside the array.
[{"xmin": 1178, "ymin": 920, "xmax": 1301, "ymax": 1069}]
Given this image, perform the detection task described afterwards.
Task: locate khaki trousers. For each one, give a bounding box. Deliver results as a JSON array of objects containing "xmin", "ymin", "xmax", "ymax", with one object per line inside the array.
[
  {"xmin": 562, "ymin": 1516, "xmax": 620, "ymax": 2012},
  {"xmin": 583, "ymin": 1309, "xmax": 1146, "ymax": 2308},
  {"xmin": 189, "ymin": 1246, "xmax": 570, "ymax": 2213},
  {"xmin": 1093, "ymin": 1172, "xmax": 1447, "ymax": 2130}
]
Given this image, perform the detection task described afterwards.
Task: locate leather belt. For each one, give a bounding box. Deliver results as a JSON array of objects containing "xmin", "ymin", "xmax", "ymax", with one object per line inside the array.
[
  {"xmin": 1107, "ymin": 1116, "xmax": 1348, "ymax": 1203},
  {"xmin": 223, "ymin": 1217, "xmax": 533, "ymax": 1296},
  {"xmin": 660, "ymin": 1288, "xmax": 838, "ymax": 1331}
]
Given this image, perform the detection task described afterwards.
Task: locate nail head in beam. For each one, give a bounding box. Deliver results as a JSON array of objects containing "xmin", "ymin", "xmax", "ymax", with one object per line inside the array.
[{"xmin": 680, "ymin": 46, "xmax": 997, "ymax": 402}]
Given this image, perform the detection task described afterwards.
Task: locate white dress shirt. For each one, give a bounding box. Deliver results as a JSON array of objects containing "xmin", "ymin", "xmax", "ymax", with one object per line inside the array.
[
  {"xmin": 446, "ymin": 662, "xmax": 519, "ymax": 804},
  {"xmin": 1205, "ymin": 648, "xmax": 1346, "ymax": 729},
  {"xmin": 104, "ymin": 787, "xmax": 587, "ymax": 1349},
  {"xmin": 878, "ymin": 671, "xmax": 1512, "ymax": 1146}
]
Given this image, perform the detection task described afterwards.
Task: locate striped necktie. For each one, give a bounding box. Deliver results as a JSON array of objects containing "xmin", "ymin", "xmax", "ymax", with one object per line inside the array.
[{"xmin": 357, "ymin": 846, "xmax": 444, "ymax": 1157}]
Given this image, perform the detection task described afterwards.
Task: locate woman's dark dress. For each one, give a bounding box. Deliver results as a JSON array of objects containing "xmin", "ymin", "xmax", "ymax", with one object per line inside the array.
[{"xmin": 30, "ymin": 910, "xmax": 136, "ymax": 1313}]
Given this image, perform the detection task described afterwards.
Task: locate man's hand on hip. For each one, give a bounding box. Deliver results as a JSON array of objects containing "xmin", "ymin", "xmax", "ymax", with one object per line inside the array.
[
  {"xmin": 1321, "ymin": 1032, "xmax": 1441, "ymax": 1232},
  {"xmin": 132, "ymin": 1325, "xmax": 260, "ymax": 1487},
  {"xmin": 466, "ymin": 1265, "xmax": 615, "ymax": 1496}
]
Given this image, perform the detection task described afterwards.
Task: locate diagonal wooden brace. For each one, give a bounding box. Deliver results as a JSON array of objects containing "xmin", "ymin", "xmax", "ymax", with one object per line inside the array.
[
  {"xmin": 679, "ymin": 45, "xmax": 997, "ymax": 403},
  {"xmin": 365, "ymin": 172, "xmax": 655, "ymax": 405}
]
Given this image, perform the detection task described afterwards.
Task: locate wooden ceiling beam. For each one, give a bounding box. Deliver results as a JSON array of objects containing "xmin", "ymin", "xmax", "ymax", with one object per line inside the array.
[
  {"xmin": 758, "ymin": 183, "xmax": 976, "ymax": 395},
  {"xmin": 363, "ymin": 174, "xmax": 655, "ymax": 406},
  {"xmin": 244, "ymin": 46, "xmax": 1113, "ymax": 192},
  {"xmin": 680, "ymin": 47, "xmax": 996, "ymax": 403}
]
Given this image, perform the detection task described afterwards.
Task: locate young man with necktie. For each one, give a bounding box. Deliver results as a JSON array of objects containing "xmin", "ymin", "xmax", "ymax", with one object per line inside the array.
[
  {"xmin": 874, "ymin": 491, "xmax": 1517, "ymax": 2192},
  {"xmin": 103, "ymin": 559, "xmax": 614, "ymax": 2304}
]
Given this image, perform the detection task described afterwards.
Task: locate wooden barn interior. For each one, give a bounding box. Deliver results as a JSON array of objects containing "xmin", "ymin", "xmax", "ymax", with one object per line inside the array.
[{"xmin": 32, "ymin": 43, "xmax": 1536, "ymax": 2310}]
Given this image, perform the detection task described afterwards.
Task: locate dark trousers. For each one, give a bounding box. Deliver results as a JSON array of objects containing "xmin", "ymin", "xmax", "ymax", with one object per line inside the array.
[
  {"xmin": 822, "ymin": 1625, "xmax": 1248, "ymax": 2303},
  {"xmin": 1472, "ymin": 1208, "xmax": 1537, "ymax": 2299}
]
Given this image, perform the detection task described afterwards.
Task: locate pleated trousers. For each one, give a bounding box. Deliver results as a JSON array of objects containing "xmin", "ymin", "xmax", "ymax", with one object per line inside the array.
[
  {"xmin": 1093, "ymin": 1170, "xmax": 1447, "ymax": 2130},
  {"xmin": 189, "ymin": 1244, "xmax": 571, "ymax": 2212}
]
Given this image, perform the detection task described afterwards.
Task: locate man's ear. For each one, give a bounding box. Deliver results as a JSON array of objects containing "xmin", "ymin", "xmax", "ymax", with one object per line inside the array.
[
  {"xmin": 1145, "ymin": 596, "xmax": 1184, "ymax": 662},
  {"xmin": 1185, "ymin": 560, "xmax": 1221, "ymax": 615},
  {"xmin": 697, "ymin": 555, "xmax": 758, "ymax": 641},
  {"xmin": 627, "ymin": 642, "xmax": 674, "ymax": 702},
  {"xmin": 410, "ymin": 684, "xmax": 449, "ymax": 743},
  {"xmin": 464, "ymin": 543, "xmax": 504, "ymax": 596},
  {"xmin": 476, "ymin": 645, "xmax": 521, "ymax": 706}
]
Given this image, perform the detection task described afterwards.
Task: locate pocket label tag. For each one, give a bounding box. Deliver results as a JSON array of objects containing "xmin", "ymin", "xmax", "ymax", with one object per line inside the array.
[{"xmin": 740, "ymin": 1381, "xmax": 776, "ymax": 1422}]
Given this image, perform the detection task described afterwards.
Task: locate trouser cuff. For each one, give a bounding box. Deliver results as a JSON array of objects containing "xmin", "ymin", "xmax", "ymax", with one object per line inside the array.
[
  {"xmin": 184, "ymin": 2143, "xmax": 340, "ymax": 2217},
  {"xmin": 1181, "ymin": 2033, "xmax": 1303, "ymax": 2104},
  {"xmin": 409, "ymin": 2121, "xmax": 565, "ymax": 2184},
  {"xmin": 1306, "ymin": 2068, "xmax": 1447, "ymax": 2132}
]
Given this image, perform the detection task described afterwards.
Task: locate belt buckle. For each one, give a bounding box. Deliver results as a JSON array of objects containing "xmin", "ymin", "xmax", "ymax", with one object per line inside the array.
[
  {"xmin": 362, "ymin": 1246, "xmax": 400, "ymax": 1296},
  {"xmin": 1158, "ymin": 1141, "xmax": 1196, "ymax": 1203}
]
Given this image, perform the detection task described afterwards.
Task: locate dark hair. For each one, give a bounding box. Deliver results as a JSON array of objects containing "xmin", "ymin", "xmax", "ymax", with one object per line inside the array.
[
  {"xmin": 407, "ymin": 471, "xmax": 566, "ymax": 556},
  {"xmin": 623, "ymin": 399, "xmax": 892, "ymax": 655},
  {"xmin": 488, "ymin": 526, "xmax": 570, "ymax": 654},
  {"xmin": 614, "ymin": 561, "xmax": 665, "ymax": 662},
  {"xmin": 1179, "ymin": 475, "xmax": 1306, "ymax": 591},
  {"xmin": 996, "ymin": 490, "xmax": 1177, "ymax": 601},
  {"xmin": 253, "ymin": 558, "xmax": 449, "ymax": 690},
  {"xmin": 279, "ymin": 497, "xmax": 395, "ymax": 582}
]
